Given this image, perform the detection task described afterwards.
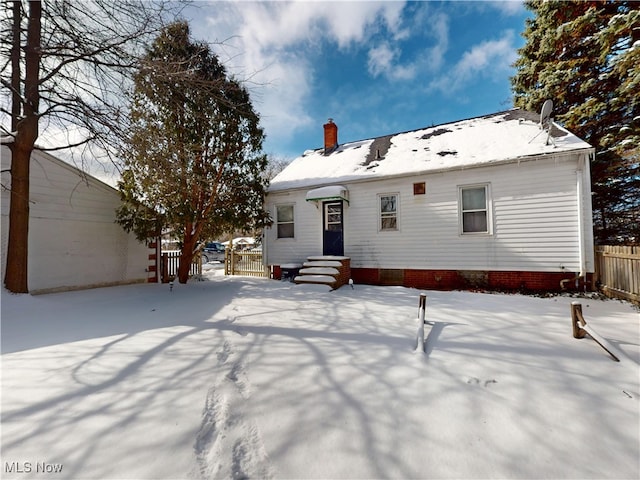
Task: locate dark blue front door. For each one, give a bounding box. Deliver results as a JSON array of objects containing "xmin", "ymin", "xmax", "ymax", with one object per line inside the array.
[{"xmin": 323, "ymin": 201, "xmax": 344, "ymax": 256}]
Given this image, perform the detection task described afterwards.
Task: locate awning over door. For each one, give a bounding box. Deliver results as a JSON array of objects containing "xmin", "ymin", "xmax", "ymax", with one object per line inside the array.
[{"xmin": 305, "ymin": 185, "xmax": 349, "ymax": 204}]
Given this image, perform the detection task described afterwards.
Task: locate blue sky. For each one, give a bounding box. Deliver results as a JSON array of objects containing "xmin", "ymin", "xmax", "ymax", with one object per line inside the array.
[{"xmin": 184, "ymin": 1, "xmax": 531, "ymax": 161}]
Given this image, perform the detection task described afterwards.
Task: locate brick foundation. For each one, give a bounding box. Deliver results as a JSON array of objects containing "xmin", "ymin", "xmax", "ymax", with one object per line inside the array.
[
  {"xmin": 333, "ymin": 258, "xmax": 351, "ymax": 288},
  {"xmin": 351, "ymin": 268, "xmax": 380, "ymax": 285},
  {"xmin": 352, "ymin": 268, "xmax": 592, "ymax": 293}
]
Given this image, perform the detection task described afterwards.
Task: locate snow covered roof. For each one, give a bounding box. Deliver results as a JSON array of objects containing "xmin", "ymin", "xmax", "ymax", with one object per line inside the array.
[
  {"xmin": 222, "ymin": 236, "xmax": 255, "ymax": 246},
  {"xmin": 269, "ymin": 109, "xmax": 593, "ymax": 192}
]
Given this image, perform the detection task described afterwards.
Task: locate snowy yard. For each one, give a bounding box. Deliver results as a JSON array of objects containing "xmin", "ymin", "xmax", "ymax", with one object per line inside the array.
[{"xmin": 1, "ymin": 266, "xmax": 639, "ymax": 479}]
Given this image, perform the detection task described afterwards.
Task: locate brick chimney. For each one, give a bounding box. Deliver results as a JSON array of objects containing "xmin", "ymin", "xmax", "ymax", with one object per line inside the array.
[{"xmin": 323, "ymin": 118, "xmax": 338, "ymax": 154}]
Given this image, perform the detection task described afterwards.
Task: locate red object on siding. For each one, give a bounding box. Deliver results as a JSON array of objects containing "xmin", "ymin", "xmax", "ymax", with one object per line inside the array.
[{"xmin": 273, "ymin": 265, "xmax": 282, "ymax": 280}]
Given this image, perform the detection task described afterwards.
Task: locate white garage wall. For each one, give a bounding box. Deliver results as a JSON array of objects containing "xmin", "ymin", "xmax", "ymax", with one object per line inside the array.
[{"xmin": 1, "ymin": 146, "xmax": 149, "ymax": 293}]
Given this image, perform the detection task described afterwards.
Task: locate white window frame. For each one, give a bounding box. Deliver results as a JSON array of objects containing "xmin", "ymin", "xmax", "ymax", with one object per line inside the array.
[
  {"xmin": 458, "ymin": 184, "xmax": 492, "ymax": 235},
  {"xmin": 378, "ymin": 193, "xmax": 399, "ymax": 232},
  {"xmin": 324, "ymin": 202, "xmax": 342, "ymax": 232},
  {"xmin": 276, "ymin": 204, "xmax": 295, "ymax": 239}
]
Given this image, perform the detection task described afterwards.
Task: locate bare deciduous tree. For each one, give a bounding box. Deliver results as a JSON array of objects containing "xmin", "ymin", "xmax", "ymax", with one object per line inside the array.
[{"xmin": 0, "ymin": 0, "xmax": 185, "ymax": 292}]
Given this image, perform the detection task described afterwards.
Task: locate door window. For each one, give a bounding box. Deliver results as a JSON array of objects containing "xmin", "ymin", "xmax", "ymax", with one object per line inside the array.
[{"xmin": 325, "ymin": 203, "xmax": 342, "ymax": 231}]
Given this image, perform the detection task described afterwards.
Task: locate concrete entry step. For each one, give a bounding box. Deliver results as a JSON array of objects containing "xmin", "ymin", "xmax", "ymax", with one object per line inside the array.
[
  {"xmin": 302, "ymin": 261, "xmax": 342, "ymax": 268},
  {"xmin": 288, "ymin": 256, "xmax": 351, "ymax": 290},
  {"xmin": 307, "ymin": 255, "xmax": 350, "ymax": 262},
  {"xmin": 299, "ymin": 267, "xmax": 340, "ymax": 275},
  {"xmin": 294, "ymin": 275, "xmax": 336, "ymax": 285}
]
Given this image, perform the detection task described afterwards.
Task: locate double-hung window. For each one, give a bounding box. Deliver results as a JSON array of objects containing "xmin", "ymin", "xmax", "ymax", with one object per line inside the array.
[
  {"xmin": 276, "ymin": 205, "xmax": 295, "ymax": 238},
  {"xmin": 459, "ymin": 184, "xmax": 491, "ymax": 234},
  {"xmin": 379, "ymin": 194, "xmax": 398, "ymax": 231}
]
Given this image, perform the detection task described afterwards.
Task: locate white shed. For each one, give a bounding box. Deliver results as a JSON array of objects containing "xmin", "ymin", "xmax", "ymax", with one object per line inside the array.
[
  {"xmin": 265, "ymin": 109, "xmax": 595, "ymax": 291},
  {"xmin": 1, "ymin": 146, "xmax": 150, "ymax": 293}
]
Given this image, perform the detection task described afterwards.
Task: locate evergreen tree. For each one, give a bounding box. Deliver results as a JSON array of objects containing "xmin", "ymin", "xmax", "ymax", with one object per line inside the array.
[
  {"xmin": 512, "ymin": 0, "xmax": 639, "ymax": 244},
  {"xmin": 116, "ymin": 21, "xmax": 270, "ymax": 283}
]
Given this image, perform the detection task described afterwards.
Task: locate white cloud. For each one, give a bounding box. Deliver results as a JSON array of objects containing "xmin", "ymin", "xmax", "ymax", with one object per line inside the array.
[
  {"xmin": 367, "ymin": 42, "xmax": 415, "ymax": 80},
  {"xmin": 425, "ymin": 12, "xmax": 449, "ymax": 72},
  {"xmin": 247, "ymin": 53, "xmax": 315, "ymax": 147},
  {"xmin": 367, "ymin": 42, "xmax": 415, "ymax": 79},
  {"xmin": 487, "ymin": 0, "xmax": 526, "ymax": 16},
  {"xmin": 366, "ymin": 9, "xmax": 448, "ymax": 82},
  {"xmin": 429, "ymin": 29, "xmax": 518, "ymax": 94},
  {"xmin": 204, "ymin": 1, "xmax": 406, "ymax": 53},
  {"xmin": 368, "ymin": 42, "xmax": 395, "ymax": 77},
  {"xmin": 186, "ymin": 1, "xmax": 408, "ymax": 151},
  {"xmin": 326, "ymin": 1, "xmax": 405, "ymax": 48},
  {"xmin": 185, "ymin": 2, "xmax": 520, "ymax": 153}
]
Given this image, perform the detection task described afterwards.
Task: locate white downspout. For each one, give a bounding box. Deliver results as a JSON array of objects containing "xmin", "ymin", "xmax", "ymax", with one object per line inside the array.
[
  {"xmin": 561, "ymin": 153, "xmax": 587, "ymax": 291},
  {"xmin": 576, "ymin": 155, "xmax": 587, "ymax": 284},
  {"xmin": 576, "ymin": 168, "xmax": 587, "ymax": 277}
]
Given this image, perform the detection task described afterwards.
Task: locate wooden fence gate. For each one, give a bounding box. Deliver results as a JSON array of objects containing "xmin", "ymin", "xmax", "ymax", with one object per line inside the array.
[
  {"xmin": 161, "ymin": 251, "xmax": 202, "ymax": 282},
  {"xmin": 594, "ymin": 245, "xmax": 639, "ymax": 305},
  {"xmin": 225, "ymin": 249, "xmax": 269, "ymax": 278}
]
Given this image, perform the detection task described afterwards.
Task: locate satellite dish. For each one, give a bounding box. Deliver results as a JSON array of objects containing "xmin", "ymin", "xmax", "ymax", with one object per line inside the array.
[
  {"xmin": 540, "ymin": 99, "xmax": 553, "ymax": 127},
  {"xmin": 528, "ymin": 99, "xmax": 556, "ymax": 147}
]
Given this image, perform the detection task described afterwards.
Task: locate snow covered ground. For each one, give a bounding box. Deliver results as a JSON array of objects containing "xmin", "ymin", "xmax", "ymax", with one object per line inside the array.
[{"xmin": 2, "ymin": 265, "xmax": 639, "ymax": 479}]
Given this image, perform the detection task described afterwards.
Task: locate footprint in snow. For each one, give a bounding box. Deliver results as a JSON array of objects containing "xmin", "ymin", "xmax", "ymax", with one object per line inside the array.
[
  {"xmin": 466, "ymin": 377, "xmax": 498, "ymax": 387},
  {"xmin": 217, "ymin": 342, "xmax": 231, "ymax": 364},
  {"xmin": 227, "ymin": 362, "xmax": 251, "ymax": 398}
]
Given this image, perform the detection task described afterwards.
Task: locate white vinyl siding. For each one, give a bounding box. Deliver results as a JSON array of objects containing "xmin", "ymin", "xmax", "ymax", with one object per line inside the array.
[
  {"xmin": 343, "ymin": 155, "xmax": 590, "ymax": 272},
  {"xmin": 265, "ymin": 193, "xmax": 320, "ymax": 264},
  {"xmin": 265, "ymin": 153, "xmax": 594, "ymax": 274}
]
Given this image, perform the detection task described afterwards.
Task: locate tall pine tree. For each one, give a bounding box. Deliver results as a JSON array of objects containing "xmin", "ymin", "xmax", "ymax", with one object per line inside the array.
[
  {"xmin": 512, "ymin": 0, "xmax": 639, "ymax": 243},
  {"xmin": 116, "ymin": 22, "xmax": 270, "ymax": 283}
]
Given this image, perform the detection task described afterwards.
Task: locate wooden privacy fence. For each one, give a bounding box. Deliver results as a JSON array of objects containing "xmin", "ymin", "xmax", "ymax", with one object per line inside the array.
[
  {"xmin": 225, "ymin": 249, "xmax": 268, "ymax": 277},
  {"xmin": 161, "ymin": 251, "xmax": 202, "ymax": 282},
  {"xmin": 594, "ymin": 245, "xmax": 639, "ymax": 305}
]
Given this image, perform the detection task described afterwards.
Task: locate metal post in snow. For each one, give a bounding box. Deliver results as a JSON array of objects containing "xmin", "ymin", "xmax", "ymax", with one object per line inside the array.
[{"xmin": 415, "ymin": 293, "xmax": 427, "ymax": 353}]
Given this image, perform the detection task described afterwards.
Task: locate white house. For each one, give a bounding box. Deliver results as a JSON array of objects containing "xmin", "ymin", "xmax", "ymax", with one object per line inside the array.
[
  {"xmin": 1, "ymin": 146, "xmax": 151, "ymax": 294},
  {"xmin": 264, "ymin": 109, "xmax": 595, "ymax": 291}
]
